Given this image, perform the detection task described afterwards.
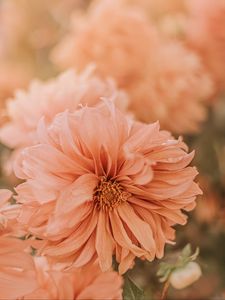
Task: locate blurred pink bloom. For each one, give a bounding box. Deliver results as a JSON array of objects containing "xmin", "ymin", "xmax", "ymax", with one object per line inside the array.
[
  {"xmin": 15, "ymin": 102, "xmax": 201, "ymax": 274},
  {"xmin": 0, "ymin": 63, "xmax": 28, "ymax": 99},
  {"xmin": 0, "ymin": 0, "xmax": 84, "ymax": 55},
  {"xmin": 0, "ymin": 62, "xmax": 29, "ymax": 126},
  {"xmin": 52, "ymin": 0, "xmax": 214, "ymax": 133},
  {"xmin": 0, "ymin": 67, "xmax": 128, "ymax": 149},
  {"xmin": 186, "ymin": 0, "xmax": 225, "ymax": 91},
  {"xmin": 52, "ymin": 0, "xmax": 159, "ymax": 89},
  {"xmin": 131, "ymin": 41, "xmax": 214, "ymax": 133}
]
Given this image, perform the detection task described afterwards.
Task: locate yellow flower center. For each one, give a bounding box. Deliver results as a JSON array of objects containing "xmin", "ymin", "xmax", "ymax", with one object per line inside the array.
[{"xmin": 93, "ymin": 177, "xmax": 130, "ymax": 210}]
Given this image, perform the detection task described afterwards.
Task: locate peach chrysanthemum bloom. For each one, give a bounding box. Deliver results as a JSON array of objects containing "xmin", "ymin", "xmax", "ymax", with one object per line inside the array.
[
  {"xmin": 0, "ymin": 67, "xmax": 128, "ymax": 149},
  {"xmin": 186, "ymin": 0, "xmax": 225, "ymax": 91},
  {"xmin": 15, "ymin": 102, "xmax": 201, "ymax": 274},
  {"xmin": 52, "ymin": 0, "xmax": 214, "ymax": 134},
  {"xmin": 51, "ymin": 1, "xmax": 159, "ymax": 90},
  {"xmin": 22, "ymin": 257, "xmax": 123, "ymax": 300},
  {"xmin": 51, "ymin": 0, "xmax": 160, "ymax": 112}
]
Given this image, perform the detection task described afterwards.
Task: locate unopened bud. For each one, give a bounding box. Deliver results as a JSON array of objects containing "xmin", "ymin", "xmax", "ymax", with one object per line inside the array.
[{"xmin": 170, "ymin": 262, "xmax": 202, "ymax": 290}]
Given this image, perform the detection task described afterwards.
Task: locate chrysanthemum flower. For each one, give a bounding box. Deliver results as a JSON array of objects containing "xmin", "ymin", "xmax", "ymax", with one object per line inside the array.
[
  {"xmin": 186, "ymin": 0, "xmax": 225, "ymax": 91},
  {"xmin": 51, "ymin": 0, "xmax": 159, "ymax": 75},
  {"xmin": 51, "ymin": 1, "xmax": 159, "ymax": 89},
  {"xmin": 15, "ymin": 102, "xmax": 201, "ymax": 274},
  {"xmin": 52, "ymin": 1, "xmax": 214, "ymax": 133},
  {"xmin": 0, "ymin": 67, "xmax": 128, "ymax": 149},
  {"xmin": 21, "ymin": 257, "xmax": 123, "ymax": 300}
]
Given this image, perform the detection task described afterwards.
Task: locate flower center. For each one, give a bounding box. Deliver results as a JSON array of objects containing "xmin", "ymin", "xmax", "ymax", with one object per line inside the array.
[{"xmin": 93, "ymin": 177, "xmax": 130, "ymax": 210}]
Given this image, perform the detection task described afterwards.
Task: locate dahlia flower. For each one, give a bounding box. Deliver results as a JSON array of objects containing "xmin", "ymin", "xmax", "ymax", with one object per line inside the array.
[
  {"xmin": 15, "ymin": 102, "xmax": 201, "ymax": 274},
  {"xmin": 52, "ymin": 0, "xmax": 159, "ymax": 78},
  {"xmin": 21, "ymin": 257, "xmax": 123, "ymax": 300},
  {"xmin": 52, "ymin": 0, "xmax": 214, "ymax": 133},
  {"xmin": 52, "ymin": 0, "xmax": 160, "ymax": 72},
  {"xmin": 186, "ymin": 0, "xmax": 225, "ymax": 90},
  {"xmin": 0, "ymin": 67, "xmax": 128, "ymax": 149}
]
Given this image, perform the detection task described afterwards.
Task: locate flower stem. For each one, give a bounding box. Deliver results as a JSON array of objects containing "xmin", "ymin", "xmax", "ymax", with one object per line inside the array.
[{"xmin": 160, "ymin": 280, "xmax": 170, "ymax": 300}]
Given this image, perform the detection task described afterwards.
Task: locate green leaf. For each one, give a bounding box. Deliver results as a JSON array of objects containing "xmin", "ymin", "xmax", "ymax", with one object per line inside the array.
[
  {"xmin": 123, "ymin": 277, "xmax": 145, "ymax": 300},
  {"xmin": 157, "ymin": 262, "xmax": 174, "ymax": 282}
]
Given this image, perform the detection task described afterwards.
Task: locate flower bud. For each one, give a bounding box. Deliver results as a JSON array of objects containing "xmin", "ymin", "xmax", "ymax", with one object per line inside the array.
[{"xmin": 170, "ymin": 262, "xmax": 202, "ymax": 290}]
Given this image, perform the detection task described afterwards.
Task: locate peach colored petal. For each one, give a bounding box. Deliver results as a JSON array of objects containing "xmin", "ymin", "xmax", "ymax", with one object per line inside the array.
[
  {"xmin": 55, "ymin": 174, "xmax": 98, "ymax": 215},
  {"xmin": 0, "ymin": 238, "xmax": 38, "ymax": 299},
  {"xmin": 96, "ymin": 211, "xmax": 115, "ymax": 271},
  {"xmin": 117, "ymin": 203, "xmax": 156, "ymax": 256}
]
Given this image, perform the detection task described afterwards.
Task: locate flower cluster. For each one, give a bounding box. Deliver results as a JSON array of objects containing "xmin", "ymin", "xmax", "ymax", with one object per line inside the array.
[
  {"xmin": 52, "ymin": 0, "xmax": 214, "ymax": 134},
  {"xmin": 3, "ymin": 0, "xmax": 225, "ymax": 298},
  {"xmin": 0, "ymin": 98, "xmax": 201, "ymax": 298}
]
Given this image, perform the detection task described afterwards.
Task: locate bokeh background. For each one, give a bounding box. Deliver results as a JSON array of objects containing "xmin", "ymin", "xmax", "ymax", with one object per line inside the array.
[{"xmin": 0, "ymin": 0, "xmax": 225, "ymax": 299}]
